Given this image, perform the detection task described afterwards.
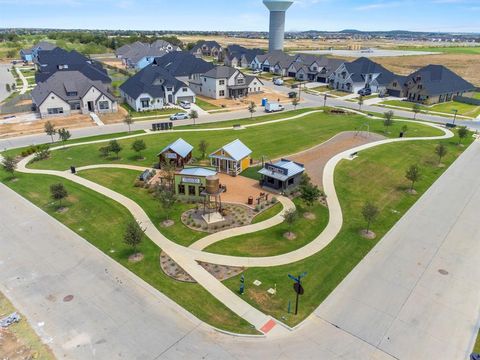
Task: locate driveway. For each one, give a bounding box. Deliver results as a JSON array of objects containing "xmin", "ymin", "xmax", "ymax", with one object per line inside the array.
[{"xmin": 0, "ymin": 64, "xmax": 15, "ymax": 103}]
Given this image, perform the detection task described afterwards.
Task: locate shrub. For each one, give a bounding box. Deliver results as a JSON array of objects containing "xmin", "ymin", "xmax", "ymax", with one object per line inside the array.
[
  {"xmin": 271, "ymin": 197, "xmax": 278, "ymax": 204},
  {"xmin": 255, "ymin": 205, "xmax": 261, "ymax": 212},
  {"xmin": 134, "ymin": 180, "xmax": 143, "ymax": 187}
]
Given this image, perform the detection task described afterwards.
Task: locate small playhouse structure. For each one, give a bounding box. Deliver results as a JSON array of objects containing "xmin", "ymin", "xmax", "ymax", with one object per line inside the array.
[
  {"xmin": 209, "ymin": 139, "xmax": 252, "ymax": 176},
  {"xmin": 158, "ymin": 138, "xmax": 193, "ymax": 168},
  {"xmin": 258, "ymin": 159, "xmax": 305, "ymax": 192},
  {"xmin": 174, "ymin": 166, "xmax": 217, "ymax": 200}
]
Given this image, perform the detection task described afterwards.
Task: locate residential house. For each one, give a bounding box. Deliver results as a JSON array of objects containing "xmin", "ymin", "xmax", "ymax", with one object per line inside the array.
[
  {"xmin": 209, "ymin": 139, "xmax": 252, "ymax": 176},
  {"xmin": 34, "ymin": 47, "xmax": 111, "ymax": 85},
  {"xmin": 20, "ymin": 41, "xmax": 57, "ymax": 62},
  {"xmin": 223, "ymin": 45, "xmax": 265, "ymax": 68},
  {"xmin": 157, "ymin": 138, "xmax": 194, "ymax": 168},
  {"xmin": 250, "ymin": 51, "xmax": 296, "ymax": 74},
  {"xmin": 151, "ymin": 51, "xmax": 215, "ymax": 83},
  {"xmin": 190, "ymin": 41, "xmax": 223, "ymax": 60},
  {"xmin": 31, "ymin": 71, "xmax": 117, "ymax": 118},
  {"xmin": 288, "ymin": 56, "xmax": 344, "ymax": 83},
  {"xmin": 258, "ymin": 159, "xmax": 305, "ymax": 192},
  {"xmin": 328, "ymin": 57, "xmax": 396, "ymax": 94},
  {"xmin": 120, "ymin": 64, "xmax": 196, "ymax": 112},
  {"xmin": 116, "ymin": 40, "xmax": 181, "ymax": 70},
  {"xmin": 189, "ymin": 66, "xmax": 263, "ymax": 99}
]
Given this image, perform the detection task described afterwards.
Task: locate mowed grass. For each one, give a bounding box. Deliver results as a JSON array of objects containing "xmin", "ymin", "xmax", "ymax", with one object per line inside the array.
[
  {"xmin": 381, "ymin": 99, "xmax": 480, "ymax": 118},
  {"xmin": 252, "ymin": 202, "xmax": 283, "ymax": 224},
  {"xmin": 24, "ymin": 110, "xmax": 444, "ymax": 172},
  {"xmin": 195, "ymin": 97, "xmax": 220, "ymax": 111},
  {"xmin": 223, "ymin": 131, "xmax": 474, "ymax": 327},
  {"xmin": 0, "ymin": 292, "xmax": 55, "ymax": 359},
  {"xmin": 0, "ymin": 169, "xmax": 258, "ymax": 334},
  {"xmin": 78, "ymin": 168, "xmax": 204, "ymax": 247},
  {"xmin": 205, "ymin": 198, "xmax": 329, "ymax": 257}
]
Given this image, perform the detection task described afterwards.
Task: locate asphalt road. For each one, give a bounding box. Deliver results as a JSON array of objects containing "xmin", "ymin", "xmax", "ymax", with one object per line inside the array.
[{"xmin": 0, "ymin": 64, "xmax": 15, "ymax": 103}]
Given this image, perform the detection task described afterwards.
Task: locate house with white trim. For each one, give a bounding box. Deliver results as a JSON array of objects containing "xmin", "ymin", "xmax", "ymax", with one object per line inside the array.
[{"xmin": 209, "ymin": 139, "xmax": 252, "ymax": 176}]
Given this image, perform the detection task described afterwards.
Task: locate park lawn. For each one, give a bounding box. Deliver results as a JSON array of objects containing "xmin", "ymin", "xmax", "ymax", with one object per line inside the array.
[
  {"xmin": 240, "ymin": 166, "xmax": 263, "ymax": 181},
  {"xmin": 252, "ymin": 202, "xmax": 283, "ymax": 224},
  {"xmin": 121, "ymin": 103, "xmax": 178, "ymax": 118},
  {"xmin": 26, "ymin": 110, "xmax": 445, "ymax": 172},
  {"xmin": 195, "ymin": 98, "xmax": 220, "ymax": 111},
  {"xmin": 26, "ymin": 77, "xmax": 36, "ymax": 86},
  {"xmin": 223, "ymin": 130, "xmax": 474, "ymax": 327},
  {"xmin": 381, "ymin": 100, "xmax": 428, "ymax": 111},
  {"xmin": 0, "ymin": 292, "xmax": 55, "ymax": 359},
  {"xmin": 78, "ymin": 168, "xmax": 204, "ymax": 247},
  {"xmin": 472, "ymin": 92, "xmax": 480, "ymax": 100},
  {"xmin": 0, "ymin": 168, "xmax": 258, "ymax": 335},
  {"xmin": 205, "ymin": 198, "xmax": 329, "ymax": 257},
  {"xmin": 430, "ymin": 101, "xmax": 480, "ymax": 118}
]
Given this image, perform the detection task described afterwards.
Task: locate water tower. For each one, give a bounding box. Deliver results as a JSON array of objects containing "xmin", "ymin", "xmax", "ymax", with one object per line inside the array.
[{"xmin": 263, "ymin": 0, "xmax": 294, "ymax": 52}]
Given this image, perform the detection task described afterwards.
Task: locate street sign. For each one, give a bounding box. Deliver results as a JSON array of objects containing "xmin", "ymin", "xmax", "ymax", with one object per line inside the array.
[
  {"xmin": 288, "ymin": 274, "xmax": 299, "ymax": 282},
  {"xmin": 293, "ymin": 283, "xmax": 304, "ymax": 295}
]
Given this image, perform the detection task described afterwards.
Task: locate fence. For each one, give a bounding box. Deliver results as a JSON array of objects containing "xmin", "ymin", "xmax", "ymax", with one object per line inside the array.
[
  {"xmin": 0, "ymin": 93, "xmax": 33, "ymax": 115},
  {"xmin": 453, "ymin": 96, "xmax": 480, "ymax": 106}
]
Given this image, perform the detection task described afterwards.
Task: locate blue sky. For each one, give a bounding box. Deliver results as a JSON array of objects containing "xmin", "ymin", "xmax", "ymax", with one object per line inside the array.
[{"xmin": 0, "ymin": 0, "xmax": 479, "ymax": 33}]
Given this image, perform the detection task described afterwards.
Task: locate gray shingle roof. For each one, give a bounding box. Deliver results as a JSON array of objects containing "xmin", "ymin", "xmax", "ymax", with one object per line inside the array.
[
  {"xmin": 22, "ymin": 41, "xmax": 57, "ymax": 55},
  {"xmin": 116, "ymin": 41, "xmax": 179, "ymax": 65},
  {"xmin": 32, "ymin": 70, "xmax": 114, "ymax": 106},
  {"xmin": 344, "ymin": 57, "xmax": 395, "ymax": 84},
  {"xmin": 152, "ymin": 51, "xmax": 215, "ymax": 77},
  {"xmin": 203, "ymin": 66, "xmax": 237, "ymax": 79},
  {"xmin": 407, "ymin": 65, "xmax": 475, "ymax": 96},
  {"xmin": 190, "ymin": 41, "xmax": 222, "ymax": 53}
]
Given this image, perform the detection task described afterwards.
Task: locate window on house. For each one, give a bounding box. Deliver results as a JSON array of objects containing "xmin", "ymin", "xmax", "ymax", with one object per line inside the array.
[
  {"xmin": 47, "ymin": 108, "xmax": 64, "ymax": 114},
  {"xmin": 70, "ymin": 102, "xmax": 81, "ymax": 110},
  {"xmin": 178, "ymin": 185, "xmax": 185, "ymax": 195},
  {"xmin": 237, "ymin": 78, "xmax": 244, "ymax": 84},
  {"xmin": 203, "ymin": 78, "xmax": 206, "ymax": 82},
  {"xmin": 219, "ymin": 80, "xmax": 225, "ymax": 85},
  {"xmin": 188, "ymin": 186, "xmax": 196, "ymax": 196},
  {"xmin": 182, "ymin": 88, "xmax": 188, "ymax": 92},
  {"xmin": 99, "ymin": 101, "xmax": 109, "ymax": 110},
  {"xmin": 288, "ymin": 178, "xmax": 295, "ymax": 185},
  {"xmin": 66, "ymin": 91, "xmax": 77, "ymax": 97},
  {"xmin": 219, "ymin": 90, "xmax": 225, "ymax": 96},
  {"xmin": 166, "ymin": 87, "xmax": 173, "ymax": 91},
  {"xmin": 141, "ymin": 99, "xmax": 150, "ymax": 108}
]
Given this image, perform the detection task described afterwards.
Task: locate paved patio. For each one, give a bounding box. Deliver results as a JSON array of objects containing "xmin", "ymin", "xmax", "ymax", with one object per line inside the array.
[{"xmin": 217, "ymin": 173, "xmax": 272, "ymax": 207}]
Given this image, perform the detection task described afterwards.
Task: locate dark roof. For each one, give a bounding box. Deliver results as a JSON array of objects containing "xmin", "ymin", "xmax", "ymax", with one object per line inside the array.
[
  {"xmin": 203, "ymin": 66, "xmax": 237, "ymax": 79},
  {"xmin": 190, "ymin": 41, "xmax": 222, "ymax": 53},
  {"xmin": 226, "ymin": 45, "xmax": 265, "ymax": 63},
  {"xmin": 407, "ymin": 65, "xmax": 475, "ymax": 96},
  {"xmin": 344, "ymin": 57, "xmax": 395, "ymax": 85},
  {"xmin": 120, "ymin": 64, "xmax": 189, "ymax": 99},
  {"xmin": 36, "ymin": 47, "xmax": 89, "ymax": 67},
  {"xmin": 32, "ymin": 70, "xmax": 114, "ymax": 106},
  {"xmin": 152, "ymin": 51, "xmax": 215, "ymax": 77},
  {"xmin": 21, "ymin": 41, "xmax": 57, "ymax": 55}
]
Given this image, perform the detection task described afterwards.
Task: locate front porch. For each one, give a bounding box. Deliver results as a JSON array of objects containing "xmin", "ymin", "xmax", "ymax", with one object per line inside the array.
[
  {"xmin": 228, "ymin": 86, "xmax": 248, "ymax": 99},
  {"xmin": 210, "ymin": 157, "xmax": 241, "ymax": 176}
]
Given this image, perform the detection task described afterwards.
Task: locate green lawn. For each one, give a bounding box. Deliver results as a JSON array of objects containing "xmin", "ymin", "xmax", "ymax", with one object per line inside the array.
[
  {"xmin": 24, "ymin": 110, "xmax": 443, "ymax": 172},
  {"xmin": 121, "ymin": 103, "xmax": 178, "ymax": 118},
  {"xmin": 195, "ymin": 98, "xmax": 220, "ymax": 111},
  {"xmin": 252, "ymin": 202, "xmax": 283, "ymax": 224},
  {"xmin": 380, "ymin": 100, "xmax": 427, "ymax": 111},
  {"xmin": 240, "ymin": 166, "xmax": 262, "ymax": 181},
  {"xmin": 223, "ymin": 130, "xmax": 474, "ymax": 327},
  {"xmin": 205, "ymin": 198, "xmax": 329, "ymax": 257},
  {"xmin": 472, "ymin": 92, "xmax": 480, "ymax": 100},
  {"xmin": 78, "ymin": 168, "xmax": 205, "ymax": 247},
  {"xmin": 381, "ymin": 99, "xmax": 480, "ymax": 118},
  {"xmin": 0, "ymin": 168, "xmax": 258, "ymax": 335},
  {"xmin": 309, "ymin": 86, "xmax": 328, "ymax": 93},
  {"xmin": 395, "ymin": 46, "xmax": 480, "ymax": 55}
]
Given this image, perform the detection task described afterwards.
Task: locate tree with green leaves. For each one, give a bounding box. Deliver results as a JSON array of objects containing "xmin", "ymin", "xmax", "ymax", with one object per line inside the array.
[
  {"xmin": 405, "ymin": 164, "xmax": 421, "ymax": 192},
  {"xmin": 50, "ymin": 183, "xmax": 68, "ymax": 208},
  {"xmin": 292, "ymin": 97, "xmax": 300, "ymax": 110},
  {"xmin": 57, "ymin": 128, "xmax": 71, "ymax": 148},
  {"xmin": 457, "ymin": 126, "xmax": 468, "ymax": 145},
  {"xmin": 358, "ymin": 95, "xmax": 364, "ymax": 110},
  {"xmin": 412, "ymin": 103, "xmax": 421, "ymax": 120},
  {"xmin": 299, "ymin": 172, "xmax": 312, "ymax": 188},
  {"xmin": 283, "ymin": 208, "xmax": 298, "ymax": 238},
  {"xmin": 124, "ymin": 114, "xmax": 133, "ymax": 133},
  {"xmin": 383, "ymin": 110, "xmax": 394, "ymax": 131},
  {"xmin": 155, "ymin": 184, "xmax": 177, "ymax": 221},
  {"xmin": 248, "ymin": 101, "xmax": 257, "ymax": 118},
  {"xmin": 435, "ymin": 143, "xmax": 448, "ymax": 165},
  {"xmin": 362, "ymin": 202, "xmax": 379, "ymax": 235},
  {"xmin": 44, "ymin": 121, "xmax": 56, "ymax": 143},
  {"xmin": 189, "ymin": 109, "xmax": 199, "ymax": 125},
  {"xmin": 99, "ymin": 146, "xmax": 110, "ymax": 158},
  {"xmin": 300, "ymin": 182, "xmax": 323, "ymax": 207},
  {"xmin": 131, "ymin": 139, "xmax": 146, "ymax": 159},
  {"xmin": 401, "ymin": 124, "xmax": 408, "ymax": 134},
  {"xmin": 123, "ymin": 220, "xmax": 145, "ymax": 254},
  {"xmin": 1, "ymin": 155, "xmax": 17, "ymax": 178},
  {"xmin": 198, "ymin": 139, "xmax": 209, "ymax": 159},
  {"xmin": 109, "ymin": 139, "xmax": 122, "ymax": 159}
]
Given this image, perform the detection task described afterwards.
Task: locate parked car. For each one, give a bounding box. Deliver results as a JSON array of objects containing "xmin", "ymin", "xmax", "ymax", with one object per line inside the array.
[
  {"xmin": 253, "ymin": 69, "xmax": 262, "ymax": 74},
  {"xmin": 265, "ymin": 102, "xmax": 285, "ymax": 113},
  {"xmin": 358, "ymin": 88, "xmax": 372, "ymax": 96},
  {"xmin": 288, "ymin": 91, "xmax": 297, "ymax": 99},
  {"xmin": 273, "ymin": 78, "xmax": 284, "ymax": 86},
  {"xmin": 170, "ymin": 113, "xmax": 189, "ymax": 120},
  {"xmin": 179, "ymin": 101, "xmax": 191, "ymax": 109}
]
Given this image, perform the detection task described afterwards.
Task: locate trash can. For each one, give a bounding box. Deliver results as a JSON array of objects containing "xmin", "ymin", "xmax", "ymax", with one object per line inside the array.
[
  {"xmin": 261, "ymin": 98, "xmax": 268, "ymax": 107},
  {"xmin": 399, "ymin": 132, "xmax": 404, "ymax": 138},
  {"xmin": 248, "ymin": 196, "xmax": 254, "ymax": 205},
  {"xmin": 70, "ymin": 166, "xmax": 76, "ymax": 174}
]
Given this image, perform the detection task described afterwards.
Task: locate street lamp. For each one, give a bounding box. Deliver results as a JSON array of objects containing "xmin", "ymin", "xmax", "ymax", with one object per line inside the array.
[{"xmin": 452, "ymin": 109, "xmax": 458, "ymax": 125}]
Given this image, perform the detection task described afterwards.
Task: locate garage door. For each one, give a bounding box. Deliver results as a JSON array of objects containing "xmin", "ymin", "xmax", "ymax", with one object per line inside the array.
[
  {"xmin": 388, "ymin": 90, "xmax": 401, "ymax": 97},
  {"xmin": 177, "ymin": 96, "xmax": 194, "ymax": 103}
]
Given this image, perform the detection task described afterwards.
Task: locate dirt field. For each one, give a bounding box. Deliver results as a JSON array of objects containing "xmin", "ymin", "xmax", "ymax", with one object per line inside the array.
[
  {"xmin": 0, "ymin": 292, "xmax": 55, "ymax": 360},
  {"xmin": 0, "ymin": 113, "xmax": 94, "ymax": 139},
  {"xmin": 99, "ymin": 105, "xmax": 128, "ymax": 124},
  {"xmin": 286, "ymin": 131, "xmax": 386, "ymax": 187},
  {"xmin": 198, "ymin": 87, "xmax": 290, "ymax": 110}
]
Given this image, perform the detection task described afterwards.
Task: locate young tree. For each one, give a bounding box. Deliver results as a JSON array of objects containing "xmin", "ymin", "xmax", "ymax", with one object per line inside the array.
[
  {"xmin": 57, "ymin": 128, "xmax": 71, "ymax": 148},
  {"xmin": 292, "ymin": 97, "xmax": 300, "ymax": 110},
  {"xmin": 405, "ymin": 164, "xmax": 421, "ymax": 191},
  {"xmin": 161, "ymin": 161, "xmax": 177, "ymax": 187},
  {"xmin": 362, "ymin": 202, "xmax": 379, "ymax": 235},
  {"xmin": 435, "ymin": 143, "xmax": 448, "ymax": 165},
  {"xmin": 189, "ymin": 109, "xmax": 199, "ymax": 125},
  {"xmin": 109, "ymin": 139, "xmax": 122, "ymax": 159},
  {"xmin": 283, "ymin": 208, "xmax": 298, "ymax": 237},
  {"xmin": 299, "ymin": 172, "xmax": 312, "ymax": 188},
  {"xmin": 457, "ymin": 126, "xmax": 468, "ymax": 145},
  {"xmin": 198, "ymin": 139, "xmax": 209, "ymax": 159},
  {"xmin": 124, "ymin": 114, "xmax": 133, "ymax": 133},
  {"xmin": 99, "ymin": 146, "xmax": 110, "ymax": 158},
  {"xmin": 131, "ymin": 139, "xmax": 146, "ymax": 159},
  {"xmin": 123, "ymin": 220, "xmax": 146, "ymax": 254},
  {"xmin": 50, "ymin": 183, "xmax": 68, "ymax": 207},
  {"xmin": 412, "ymin": 103, "xmax": 421, "ymax": 120},
  {"xmin": 401, "ymin": 124, "xmax": 408, "ymax": 134},
  {"xmin": 383, "ymin": 111, "xmax": 394, "ymax": 131},
  {"xmin": 1, "ymin": 155, "xmax": 17, "ymax": 178},
  {"xmin": 155, "ymin": 184, "xmax": 177, "ymax": 221},
  {"xmin": 248, "ymin": 101, "xmax": 257, "ymax": 118},
  {"xmin": 44, "ymin": 121, "xmax": 56, "ymax": 143},
  {"xmin": 300, "ymin": 183, "xmax": 323, "ymax": 207},
  {"xmin": 358, "ymin": 95, "xmax": 364, "ymax": 110}
]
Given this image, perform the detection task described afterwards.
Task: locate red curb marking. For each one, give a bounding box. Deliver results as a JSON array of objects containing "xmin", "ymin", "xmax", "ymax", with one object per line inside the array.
[{"xmin": 260, "ymin": 319, "xmax": 276, "ymax": 333}]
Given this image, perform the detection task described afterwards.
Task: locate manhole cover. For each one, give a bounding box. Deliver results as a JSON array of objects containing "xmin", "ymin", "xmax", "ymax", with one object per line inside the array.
[
  {"xmin": 63, "ymin": 295, "xmax": 74, "ymax": 302},
  {"xmin": 438, "ymin": 269, "xmax": 449, "ymax": 275}
]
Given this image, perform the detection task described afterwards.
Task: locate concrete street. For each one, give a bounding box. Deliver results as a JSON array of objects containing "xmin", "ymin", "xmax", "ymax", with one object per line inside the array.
[{"xmin": 0, "ymin": 63, "xmax": 15, "ymax": 103}]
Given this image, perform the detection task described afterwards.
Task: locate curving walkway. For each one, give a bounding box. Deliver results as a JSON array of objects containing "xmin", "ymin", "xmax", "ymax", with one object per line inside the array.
[{"xmin": 14, "ymin": 109, "xmax": 454, "ymax": 334}]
